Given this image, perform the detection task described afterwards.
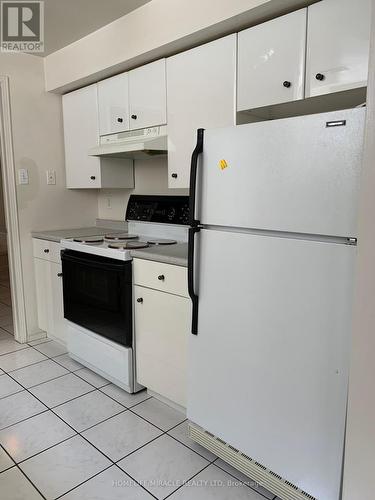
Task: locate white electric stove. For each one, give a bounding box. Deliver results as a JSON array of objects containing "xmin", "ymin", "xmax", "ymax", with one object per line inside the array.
[{"xmin": 60, "ymin": 195, "xmax": 190, "ymax": 393}]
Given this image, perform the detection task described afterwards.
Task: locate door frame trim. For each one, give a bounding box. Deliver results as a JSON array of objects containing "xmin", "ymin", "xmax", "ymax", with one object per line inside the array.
[{"xmin": 0, "ymin": 76, "xmax": 27, "ymax": 343}]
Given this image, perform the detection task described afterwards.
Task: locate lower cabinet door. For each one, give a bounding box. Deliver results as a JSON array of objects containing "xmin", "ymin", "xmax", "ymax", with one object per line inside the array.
[
  {"xmin": 34, "ymin": 258, "xmax": 49, "ymax": 333},
  {"xmin": 134, "ymin": 285, "xmax": 190, "ymax": 407},
  {"xmin": 49, "ymin": 262, "xmax": 67, "ymax": 344}
]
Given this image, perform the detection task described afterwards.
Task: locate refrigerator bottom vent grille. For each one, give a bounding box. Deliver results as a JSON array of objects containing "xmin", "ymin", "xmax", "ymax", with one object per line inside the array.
[{"xmin": 188, "ymin": 422, "xmax": 317, "ymax": 500}]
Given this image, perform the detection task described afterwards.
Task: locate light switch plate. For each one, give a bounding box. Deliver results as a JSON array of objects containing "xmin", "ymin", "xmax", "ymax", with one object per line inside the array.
[
  {"xmin": 18, "ymin": 169, "xmax": 29, "ymax": 185},
  {"xmin": 46, "ymin": 170, "xmax": 56, "ymax": 185}
]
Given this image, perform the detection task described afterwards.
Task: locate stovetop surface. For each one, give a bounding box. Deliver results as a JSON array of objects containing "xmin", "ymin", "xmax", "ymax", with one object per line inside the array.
[{"xmin": 61, "ymin": 231, "xmax": 184, "ymax": 261}]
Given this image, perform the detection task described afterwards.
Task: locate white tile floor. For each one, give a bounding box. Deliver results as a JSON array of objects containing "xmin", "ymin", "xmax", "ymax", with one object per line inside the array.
[{"xmin": 0, "ymin": 336, "xmax": 277, "ymax": 500}]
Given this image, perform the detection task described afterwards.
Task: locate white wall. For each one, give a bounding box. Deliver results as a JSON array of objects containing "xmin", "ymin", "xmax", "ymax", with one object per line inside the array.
[
  {"xmin": 98, "ymin": 157, "xmax": 188, "ymax": 220},
  {"xmin": 1, "ymin": 52, "xmax": 98, "ymax": 337},
  {"xmin": 343, "ymin": 5, "xmax": 375, "ymax": 499},
  {"xmin": 44, "ymin": 0, "xmax": 314, "ymax": 92}
]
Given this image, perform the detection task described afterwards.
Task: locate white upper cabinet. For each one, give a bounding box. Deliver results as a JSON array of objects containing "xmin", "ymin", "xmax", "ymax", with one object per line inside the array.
[
  {"xmin": 306, "ymin": 0, "xmax": 371, "ymax": 98},
  {"xmin": 237, "ymin": 9, "xmax": 306, "ymax": 111},
  {"xmin": 63, "ymin": 84, "xmax": 101, "ymax": 188},
  {"xmin": 128, "ymin": 59, "xmax": 167, "ymax": 130},
  {"xmin": 167, "ymin": 35, "xmax": 236, "ymax": 188},
  {"xmin": 98, "ymin": 73, "xmax": 130, "ymax": 135},
  {"xmin": 62, "ymin": 85, "xmax": 134, "ymax": 189}
]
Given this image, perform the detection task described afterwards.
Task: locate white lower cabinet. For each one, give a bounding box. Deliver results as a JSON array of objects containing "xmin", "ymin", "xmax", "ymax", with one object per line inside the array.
[
  {"xmin": 34, "ymin": 257, "xmax": 49, "ymax": 333},
  {"xmin": 134, "ymin": 261, "xmax": 190, "ymax": 408},
  {"xmin": 33, "ymin": 239, "xmax": 66, "ymax": 344}
]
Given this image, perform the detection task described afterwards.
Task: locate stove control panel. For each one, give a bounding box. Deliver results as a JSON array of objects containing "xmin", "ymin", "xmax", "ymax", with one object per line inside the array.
[{"xmin": 126, "ymin": 195, "xmax": 190, "ymax": 225}]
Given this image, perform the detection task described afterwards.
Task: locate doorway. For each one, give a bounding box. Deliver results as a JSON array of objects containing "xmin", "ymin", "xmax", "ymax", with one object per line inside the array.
[
  {"xmin": 0, "ymin": 175, "xmax": 13, "ymax": 338},
  {"xmin": 0, "ymin": 76, "xmax": 27, "ymax": 343}
]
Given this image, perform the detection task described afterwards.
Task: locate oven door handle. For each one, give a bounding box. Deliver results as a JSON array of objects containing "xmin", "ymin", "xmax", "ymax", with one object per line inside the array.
[{"xmin": 61, "ymin": 251, "xmax": 126, "ymax": 272}]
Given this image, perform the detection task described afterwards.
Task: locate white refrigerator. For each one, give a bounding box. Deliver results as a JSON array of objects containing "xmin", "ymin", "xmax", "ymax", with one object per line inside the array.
[{"xmin": 187, "ymin": 108, "xmax": 365, "ymax": 500}]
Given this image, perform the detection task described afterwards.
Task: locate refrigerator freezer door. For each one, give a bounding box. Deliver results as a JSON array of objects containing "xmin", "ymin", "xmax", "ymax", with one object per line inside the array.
[
  {"xmin": 187, "ymin": 228, "xmax": 356, "ymax": 500},
  {"xmin": 199, "ymin": 108, "xmax": 365, "ymax": 237}
]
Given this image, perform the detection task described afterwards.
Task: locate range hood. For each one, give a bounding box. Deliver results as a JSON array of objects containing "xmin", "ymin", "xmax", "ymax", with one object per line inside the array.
[{"xmin": 89, "ymin": 125, "xmax": 167, "ymax": 160}]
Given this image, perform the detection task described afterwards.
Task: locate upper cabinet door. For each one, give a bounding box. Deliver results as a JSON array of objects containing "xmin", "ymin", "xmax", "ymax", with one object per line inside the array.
[
  {"xmin": 98, "ymin": 73, "xmax": 130, "ymax": 135},
  {"xmin": 128, "ymin": 59, "xmax": 167, "ymax": 130},
  {"xmin": 167, "ymin": 35, "xmax": 236, "ymax": 189},
  {"xmin": 62, "ymin": 85, "xmax": 101, "ymax": 189},
  {"xmin": 237, "ymin": 9, "xmax": 306, "ymax": 111},
  {"xmin": 306, "ymin": 0, "xmax": 371, "ymax": 98}
]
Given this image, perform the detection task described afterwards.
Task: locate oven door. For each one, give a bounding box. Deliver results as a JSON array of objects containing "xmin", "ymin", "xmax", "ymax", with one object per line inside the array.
[{"xmin": 61, "ymin": 250, "xmax": 132, "ymax": 347}]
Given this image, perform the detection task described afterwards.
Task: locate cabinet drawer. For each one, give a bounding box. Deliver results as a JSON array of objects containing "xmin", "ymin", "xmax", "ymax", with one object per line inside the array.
[
  {"xmin": 133, "ymin": 259, "xmax": 188, "ymax": 297},
  {"xmin": 33, "ymin": 239, "xmax": 61, "ymax": 263}
]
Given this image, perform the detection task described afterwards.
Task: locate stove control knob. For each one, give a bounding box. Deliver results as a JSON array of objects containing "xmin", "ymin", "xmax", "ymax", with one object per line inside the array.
[{"xmin": 158, "ymin": 275, "xmax": 165, "ymax": 281}]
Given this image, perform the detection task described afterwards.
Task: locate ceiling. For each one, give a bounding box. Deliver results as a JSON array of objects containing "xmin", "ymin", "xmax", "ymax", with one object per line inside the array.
[{"xmin": 39, "ymin": 0, "xmax": 151, "ymax": 56}]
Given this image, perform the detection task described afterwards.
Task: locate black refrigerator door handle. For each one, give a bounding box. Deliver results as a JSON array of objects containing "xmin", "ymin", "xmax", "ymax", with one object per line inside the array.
[
  {"xmin": 188, "ymin": 226, "xmax": 200, "ymax": 335},
  {"xmin": 189, "ymin": 128, "xmax": 204, "ymax": 227},
  {"xmin": 188, "ymin": 129, "xmax": 204, "ymax": 335}
]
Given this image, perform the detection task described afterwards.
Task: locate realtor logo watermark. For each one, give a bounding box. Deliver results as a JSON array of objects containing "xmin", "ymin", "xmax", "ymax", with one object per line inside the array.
[{"xmin": 1, "ymin": 1, "xmax": 44, "ymax": 52}]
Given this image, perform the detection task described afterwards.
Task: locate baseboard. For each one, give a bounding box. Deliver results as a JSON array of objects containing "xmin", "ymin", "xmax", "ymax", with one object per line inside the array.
[{"xmin": 147, "ymin": 389, "xmax": 186, "ymax": 415}]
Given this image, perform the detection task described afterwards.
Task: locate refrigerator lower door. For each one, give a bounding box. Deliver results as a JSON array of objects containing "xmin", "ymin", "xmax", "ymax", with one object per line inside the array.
[
  {"xmin": 188, "ymin": 228, "xmax": 356, "ymax": 500},
  {"xmin": 199, "ymin": 108, "xmax": 365, "ymax": 238}
]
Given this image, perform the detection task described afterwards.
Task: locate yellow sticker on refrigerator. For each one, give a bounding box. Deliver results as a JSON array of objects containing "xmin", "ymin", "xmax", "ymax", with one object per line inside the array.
[{"xmin": 219, "ymin": 159, "xmax": 228, "ymax": 170}]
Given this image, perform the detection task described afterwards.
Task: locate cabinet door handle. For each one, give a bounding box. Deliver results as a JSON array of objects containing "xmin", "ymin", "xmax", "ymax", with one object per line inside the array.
[
  {"xmin": 283, "ymin": 80, "xmax": 291, "ymax": 88},
  {"xmin": 44, "ymin": 249, "xmax": 49, "ymax": 253},
  {"xmin": 158, "ymin": 275, "xmax": 165, "ymax": 281},
  {"xmin": 315, "ymin": 73, "xmax": 325, "ymax": 81},
  {"xmin": 117, "ymin": 117, "xmax": 123, "ymax": 123},
  {"xmin": 131, "ymin": 114, "xmax": 137, "ymax": 120},
  {"xmin": 171, "ymin": 173, "xmax": 178, "ymax": 179},
  {"xmin": 57, "ymin": 272, "xmax": 63, "ymax": 277},
  {"xmin": 90, "ymin": 176, "xmax": 96, "ymax": 180},
  {"xmin": 137, "ymin": 298, "xmax": 143, "ymax": 303}
]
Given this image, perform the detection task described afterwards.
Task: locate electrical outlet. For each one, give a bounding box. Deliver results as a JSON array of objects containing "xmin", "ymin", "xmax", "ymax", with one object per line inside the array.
[
  {"xmin": 46, "ymin": 170, "xmax": 56, "ymax": 185},
  {"xmin": 18, "ymin": 169, "xmax": 29, "ymax": 185},
  {"xmin": 106, "ymin": 197, "xmax": 112, "ymax": 209}
]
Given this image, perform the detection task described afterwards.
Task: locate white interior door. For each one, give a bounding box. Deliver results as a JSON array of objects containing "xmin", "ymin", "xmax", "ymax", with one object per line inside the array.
[
  {"xmin": 199, "ymin": 108, "xmax": 365, "ymax": 237},
  {"xmin": 188, "ymin": 228, "xmax": 356, "ymax": 500}
]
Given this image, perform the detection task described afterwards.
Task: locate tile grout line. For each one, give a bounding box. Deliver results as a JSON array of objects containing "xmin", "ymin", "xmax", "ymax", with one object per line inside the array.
[
  {"xmin": 163, "ymin": 461, "xmax": 213, "ymax": 500},
  {"xmin": 0, "ymin": 385, "xmax": 24, "ymax": 401},
  {"xmin": 15, "ymin": 434, "xmax": 78, "ymax": 467},
  {"xmin": 53, "ymin": 464, "xmax": 116, "ymax": 500},
  {"xmin": 0, "ymin": 409, "xmax": 50, "ymax": 432},
  {"xmin": 3, "ymin": 357, "xmax": 51, "ymax": 374},
  {"xmin": 0, "ymin": 345, "xmax": 29, "ymax": 357},
  {"xmin": 0, "ymin": 442, "xmax": 48, "ymax": 500}
]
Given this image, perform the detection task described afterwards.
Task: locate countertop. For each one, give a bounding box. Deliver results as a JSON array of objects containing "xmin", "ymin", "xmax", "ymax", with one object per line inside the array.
[
  {"xmin": 131, "ymin": 243, "xmax": 188, "ymax": 267},
  {"xmin": 31, "ymin": 227, "xmax": 125, "ymax": 243}
]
